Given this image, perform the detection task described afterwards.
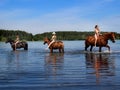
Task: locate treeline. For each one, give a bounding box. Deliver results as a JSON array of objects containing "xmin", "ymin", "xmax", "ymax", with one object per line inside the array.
[
  {"xmin": 33, "ymin": 31, "xmax": 94, "ymax": 40},
  {"xmin": 0, "ymin": 29, "xmax": 120, "ymax": 41},
  {"xmin": 0, "ymin": 29, "xmax": 33, "ymax": 41},
  {"xmin": 33, "ymin": 31, "xmax": 120, "ymax": 40}
]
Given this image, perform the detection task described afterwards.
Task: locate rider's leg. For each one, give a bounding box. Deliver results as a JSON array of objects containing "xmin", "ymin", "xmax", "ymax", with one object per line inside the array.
[
  {"xmin": 15, "ymin": 41, "xmax": 19, "ymax": 50},
  {"xmin": 94, "ymin": 34, "xmax": 97, "ymax": 47},
  {"xmin": 46, "ymin": 41, "xmax": 54, "ymax": 49}
]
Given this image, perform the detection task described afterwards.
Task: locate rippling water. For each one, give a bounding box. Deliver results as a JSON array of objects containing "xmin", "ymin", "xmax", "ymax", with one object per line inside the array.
[{"xmin": 0, "ymin": 40, "xmax": 120, "ymax": 90}]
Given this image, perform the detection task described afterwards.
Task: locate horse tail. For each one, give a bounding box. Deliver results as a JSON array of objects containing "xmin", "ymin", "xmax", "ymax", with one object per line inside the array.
[
  {"xmin": 58, "ymin": 41, "xmax": 64, "ymax": 53},
  {"xmin": 85, "ymin": 36, "xmax": 89, "ymax": 46},
  {"xmin": 24, "ymin": 43, "xmax": 28, "ymax": 50},
  {"xmin": 61, "ymin": 42, "xmax": 64, "ymax": 53}
]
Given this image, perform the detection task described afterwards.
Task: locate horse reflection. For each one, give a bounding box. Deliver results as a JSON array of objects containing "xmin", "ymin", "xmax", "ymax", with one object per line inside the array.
[
  {"xmin": 6, "ymin": 50, "xmax": 28, "ymax": 71},
  {"xmin": 44, "ymin": 53, "xmax": 64, "ymax": 79},
  {"xmin": 85, "ymin": 53, "xmax": 115, "ymax": 84}
]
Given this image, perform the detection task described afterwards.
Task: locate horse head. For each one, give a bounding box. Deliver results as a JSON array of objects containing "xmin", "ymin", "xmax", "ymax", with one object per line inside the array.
[
  {"xmin": 109, "ymin": 32, "xmax": 115, "ymax": 43},
  {"xmin": 43, "ymin": 37, "xmax": 51, "ymax": 45},
  {"xmin": 5, "ymin": 38, "xmax": 15, "ymax": 44}
]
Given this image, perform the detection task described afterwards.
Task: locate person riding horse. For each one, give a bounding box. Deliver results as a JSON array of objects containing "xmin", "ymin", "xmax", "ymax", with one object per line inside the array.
[
  {"xmin": 94, "ymin": 25, "xmax": 101, "ymax": 47},
  {"xmin": 46, "ymin": 32, "xmax": 57, "ymax": 50},
  {"xmin": 15, "ymin": 35, "xmax": 20, "ymax": 50},
  {"xmin": 85, "ymin": 32, "xmax": 115, "ymax": 52},
  {"xmin": 6, "ymin": 37, "xmax": 28, "ymax": 51}
]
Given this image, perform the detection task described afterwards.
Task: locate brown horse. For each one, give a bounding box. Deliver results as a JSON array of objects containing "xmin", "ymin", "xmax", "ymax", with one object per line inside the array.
[
  {"xmin": 85, "ymin": 32, "xmax": 115, "ymax": 52},
  {"xmin": 44, "ymin": 37, "xmax": 64, "ymax": 53},
  {"xmin": 6, "ymin": 38, "xmax": 28, "ymax": 51}
]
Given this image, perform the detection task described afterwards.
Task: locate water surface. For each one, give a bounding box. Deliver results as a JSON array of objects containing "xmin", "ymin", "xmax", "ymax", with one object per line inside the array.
[{"xmin": 0, "ymin": 40, "xmax": 120, "ymax": 90}]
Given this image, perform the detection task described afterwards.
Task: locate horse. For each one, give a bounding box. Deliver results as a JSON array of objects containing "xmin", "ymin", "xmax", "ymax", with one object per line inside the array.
[
  {"xmin": 85, "ymin": 32, "xmax": 115, "ymax": 52},
  {"xmin": 43, "ymin": 37, "xmax": 64, "ymax": 53},
  {"xmin": 6, "ymin": 38, "xmax": 28, "ymax": 51}
]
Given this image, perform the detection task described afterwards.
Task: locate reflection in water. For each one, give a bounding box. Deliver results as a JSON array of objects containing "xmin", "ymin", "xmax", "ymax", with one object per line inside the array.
[
  {"xmin": 7, "ymin": 51, "xmax": 20, "ymax": 65},
  {"xmin": 85, "ymin": 53, "xmax": 115, "ymax": 84},
  {"xmin": 44, "ymin": 53, "xmax": 64, "ymax": 79},
  {"xmin": 1, "ymin": 41, "xmax": 120, "ymax": 89},
  {"xmin": 0, "ymin": 50, "xmax": 28, "ymax": 80},
  {"xmin": 6, "ymin": 50, "xmax": 27, "ymax": 68}
]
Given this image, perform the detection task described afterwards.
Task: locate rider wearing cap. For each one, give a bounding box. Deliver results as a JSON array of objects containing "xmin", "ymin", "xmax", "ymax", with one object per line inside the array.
[{"xmin": 46, "ymin": 32, "xmax": 57, "ymax": 49}]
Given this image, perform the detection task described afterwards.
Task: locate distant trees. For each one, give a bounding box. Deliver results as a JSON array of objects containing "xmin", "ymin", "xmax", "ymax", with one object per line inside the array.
[
  {"xmin": 0, "ymin": 29, "xmax": 120, "ymax": 41},
  {"xmin": 33, "ymin": 31, "xmax": 95, "ymax": 40},
  {"xmin": 34, "ymin": 31, "xmax": 119, "ymax": 41},
  {"xmin": 0, "ymin": 29, "xmax": 33, "ymax": 41}
]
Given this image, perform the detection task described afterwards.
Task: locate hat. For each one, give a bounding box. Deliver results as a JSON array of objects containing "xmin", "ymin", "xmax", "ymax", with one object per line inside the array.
[{"xmin": 52, "ymin": 32, "xmax": 56, "ymax": 34}]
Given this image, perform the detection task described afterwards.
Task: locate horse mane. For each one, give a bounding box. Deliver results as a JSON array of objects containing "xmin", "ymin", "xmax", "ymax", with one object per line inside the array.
[
  {"xmin": 103, "ymin": 32, "xmax": 114, "ymax": 35},
  {"xmin": 46, "ymin": 37, "xmax": 51, "ymax": 41},
  {"xmin": 7, "ymin": 38, "xmax": 15, "ymax": 42},
  {"xmin": 103, "ymin": 32, "xmax": 115, "ymax": 39}
]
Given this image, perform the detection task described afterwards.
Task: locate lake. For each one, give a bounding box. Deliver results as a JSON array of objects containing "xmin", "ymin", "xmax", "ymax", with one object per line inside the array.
[{"xmin": 0, "ymin": 40, "xmax": 120, "ymax": 90}]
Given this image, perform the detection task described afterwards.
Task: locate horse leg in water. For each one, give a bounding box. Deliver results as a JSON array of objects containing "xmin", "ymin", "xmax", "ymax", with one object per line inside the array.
[
  {"xmin": 12, "ymin": 45, "xmax": 16, "ymax": 51},
  {"xmin": 90, "ymin": 45, "xmax": 93, "ymax": 51},
  {"xmin": 59, "ymin": 48, "xmax": 61, "ymax": 53},
  {"xmin": 24, "ymin": 43, "xmax": 28, "ymax": 50},
  {"xmin": 62, "ymin": 48, "xmax": 64, "ymax": 53},
  {"xmin": 85, "ymin": 45, "xmax": 89, "ymax": 51},
  {"xmin": 99, "ymin": 45, "xmax": 110, "ymax": 52},
  {"xmin": 99, "ymin": 47, "xmax": 102, "ymax": 52},
  {"xmin": 106, "ymin": 45, "xmax": 110, "ymax": 51},
  {"xmin": 50, "ymin": 48, "xmax": 53, "ymax": 53},
  {"xmin": 60, "ymin": 48, "xmax": 64, "ymax": 53}
]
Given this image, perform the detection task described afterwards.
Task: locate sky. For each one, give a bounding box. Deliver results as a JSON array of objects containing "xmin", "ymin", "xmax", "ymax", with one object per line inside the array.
[{"xmin": 0, "ymin": 0, "xmax": 120, "ymax": 34}]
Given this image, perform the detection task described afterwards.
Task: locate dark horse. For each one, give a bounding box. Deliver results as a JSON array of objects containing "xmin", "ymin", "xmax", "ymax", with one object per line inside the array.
[
  {"xmin": 6, "ymin": 38, "xmax": 28, "ymax": 51},
  {"xmin": 85, "ymin": 32, "xmax": 115, "ymax": 52},
  {"xmin": 44, "ymin": 37, "xmax": 64, "ymax": 53}
]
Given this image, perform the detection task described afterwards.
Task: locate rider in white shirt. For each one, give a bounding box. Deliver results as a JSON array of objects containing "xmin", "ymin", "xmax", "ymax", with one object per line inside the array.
[
  {"xmin": 15, "ymin": 35, "xmax": 20, "ymax": 50},
  {"xmin": 46, "ymin": 32, "xmax": 57, "ymax": 49}
]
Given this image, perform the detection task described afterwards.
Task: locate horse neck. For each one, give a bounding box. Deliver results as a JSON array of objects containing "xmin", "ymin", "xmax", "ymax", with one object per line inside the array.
[
  {"xmin": 47, "ymin": 40, "xmax": 51, "ymax": 45},
  {"xmin": 103, "ymin": 33, "xmax": 111, "ymax": 40},
  {"xmin": 10, "ymin": 42, "xmax": 14, "ymax": 45},
  {"xmin": 9, "ymin": 40, "xmax": 15, "ymax": 45}
]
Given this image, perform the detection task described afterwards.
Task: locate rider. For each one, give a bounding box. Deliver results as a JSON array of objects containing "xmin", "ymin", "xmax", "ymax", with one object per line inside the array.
[
  {"xmin": 15, "ymin": 35, "xmax": 20, "ymax": 50},
  {"xmin": 46, "ymin": 32, "xmax": 57, "ymax": 49},
  {"xmin": 94, "ymin": 25, "xmax": 100, "ymax": 47}
]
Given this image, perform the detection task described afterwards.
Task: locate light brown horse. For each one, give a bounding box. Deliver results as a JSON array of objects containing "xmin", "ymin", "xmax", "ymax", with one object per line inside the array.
[
  {"xmin": 85, "ymin": 32, "xmax": 115, "ymax": 52},
  {"xmin": 44, "ymin": 37, "xmax": 64, "ymax": 53}
]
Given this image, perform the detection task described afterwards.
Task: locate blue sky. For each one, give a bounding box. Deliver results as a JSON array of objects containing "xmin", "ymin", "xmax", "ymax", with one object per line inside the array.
[{"xmin": 0, "ymin": 0, "xmax": 120, "ymax": 34}]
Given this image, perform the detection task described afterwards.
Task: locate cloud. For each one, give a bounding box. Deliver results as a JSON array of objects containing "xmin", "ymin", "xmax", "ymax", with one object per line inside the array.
[
  {"xmin": 0, "ymin": 0, "xmax": 120, "ymax": 34},
  {"xmin": 0, "ymin": 6, "xmax": 91, "ymax": 34},
  {"xmin": 100, "ymin": 16, "xmax": 120, "ymax": 32}
]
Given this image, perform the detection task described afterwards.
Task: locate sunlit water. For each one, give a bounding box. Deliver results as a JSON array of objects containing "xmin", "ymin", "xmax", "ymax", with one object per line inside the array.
[{"xmin": 0, "ymin": 40, "xmax": 120, "ymax": 90}]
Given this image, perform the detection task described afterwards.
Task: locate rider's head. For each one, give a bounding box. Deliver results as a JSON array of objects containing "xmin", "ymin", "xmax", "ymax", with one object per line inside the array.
[
  {"xmin": 95, "ymin": 25, "xmax": 98, "ymax": 29},
  {"xmin": 52, "ymin": 32, "xmax": 56, "ymax": 35},
  {"xmin": 16, "ymin": 35, "xmax": 19, "ymax": 38}
]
